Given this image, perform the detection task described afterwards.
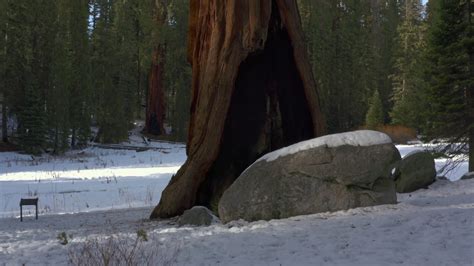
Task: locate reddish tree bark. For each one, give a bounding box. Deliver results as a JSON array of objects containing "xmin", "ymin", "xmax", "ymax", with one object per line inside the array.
[
  {"xmin": 151, "ymin": 0, "xmax": 326, "ymax": 219},
  {"xmin": 146, "ymin": 1, "xmax": 168, "ymax": 135},
  {"xmin": 146, "ymin": 47, "xmax": 166, "ymax": 135}
]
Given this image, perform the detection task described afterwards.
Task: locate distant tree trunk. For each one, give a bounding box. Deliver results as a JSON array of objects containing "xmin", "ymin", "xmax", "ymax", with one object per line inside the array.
[
  {"xmin": 71, "ymin": 128, "xmax": 76, "ymax": 148},
  {"xmin": 1, "ymin": 97, "xmax": 7, "ymax": 143},
  {"xmin": 467, "ymin": 0, "xmax": 473, "ymax": 172},
  {"xmin": 146, "ymin": 47, "xmax": 166, "ymax": 135},
  {"xmin": 146, "ymin": 1, "xmax": 168, "ymax": 135},
  {"xmin": 150, "ymin": 0, "xmax": 326, "ymax": 219}
]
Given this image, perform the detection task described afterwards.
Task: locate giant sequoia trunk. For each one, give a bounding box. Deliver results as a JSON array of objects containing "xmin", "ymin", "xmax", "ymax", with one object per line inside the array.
[
  {"xmin": 145, "ymin": 1, "xmax": 168, "ymax": 135},
  {"xmin": 146, "ymin": 47, "xmax": 166, "ymax": 135},
  {"xmin": 150, "ymin": 0, "xmax": 326, "ymax": 219}
]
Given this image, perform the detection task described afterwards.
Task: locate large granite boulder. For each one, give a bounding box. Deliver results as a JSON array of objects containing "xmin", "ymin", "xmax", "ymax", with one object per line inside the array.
[
  {"xmin": 218, "ymin": 130, "xmax": 400, "ymax": 223},
  {"xmin": 178, "ymin": 206, "xmax": 220, "ymax": 226},
  {"xmin": 394, "ymin": 151, "xmax": 436, "ymax": 193}
]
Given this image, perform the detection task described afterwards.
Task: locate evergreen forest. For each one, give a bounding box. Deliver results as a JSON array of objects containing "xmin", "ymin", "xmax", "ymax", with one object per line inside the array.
[{"xmin": 0, "ymin": 0, "xmax": 472, "ymax": 171}]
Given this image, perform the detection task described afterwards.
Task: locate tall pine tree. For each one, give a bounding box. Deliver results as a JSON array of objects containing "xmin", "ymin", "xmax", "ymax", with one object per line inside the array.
[
  {"xmin": 0, "ymin": 0, "xmax": 7, "ymax": 142},
  {"xmin": 47, "ymin": 0, "xmax": 71, "ymax": 153},
  {"xmin": 91, "ymin": 0, "xmax": 128, "ymax": 143},
  {"xmin": 4, "ymin": 0, "xmax": 49, "ymax": 154},
  {"xmin": 424, "ymin": 0, "xmax": 473, "ymax": 171},
  {"xmin": 21, "ymin": 0, "xmax": 57, "ymax": 154},
  {"xmin": 365, "ymin": 89, "xmax": 384, "ymax": 129},
  {"xmin": 298, "ymin": 0, "xmax": 402, "ymax": 133},
  {"xmin": 390, "ymin": 0, "xmax": 427, "ymax": 129},
  {"xmin": 69, "ymin": 0, "xmax": 91, "ymax": 147},
  {"xmin": 163, "ymin": 0, "xmax": 191, "ymax": 141}
]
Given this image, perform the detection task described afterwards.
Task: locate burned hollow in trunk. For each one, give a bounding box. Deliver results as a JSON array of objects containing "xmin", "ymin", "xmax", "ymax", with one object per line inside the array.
[
  {"xmin": 196, "ymin": 5, "xmax": 314, "ymax": 206},
  {"xmin": 150, "ymin": 0, "xmax": 325, "ymax": 219}
]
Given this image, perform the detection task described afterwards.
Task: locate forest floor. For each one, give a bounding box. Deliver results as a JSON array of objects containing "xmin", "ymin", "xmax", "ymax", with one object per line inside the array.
[{"xmin": 0, "ymin": 133, "xmax": 471, "ymax": 265}]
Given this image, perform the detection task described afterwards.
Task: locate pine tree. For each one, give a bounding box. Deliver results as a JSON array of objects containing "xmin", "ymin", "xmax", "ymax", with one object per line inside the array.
[
  {"xmin": 19, "ymin": 85, "xmax": 46, "ymax": 154},
  {"xmin": 47, "ymin": 0, "xmax": 71, "ymax": 153},
  {"xmin": 299, "ymin": 0, "xmax": 402, "ymax": 133},
  {"xmin": 91, "ymin": 0, "xmax": 129, "ymax": 143},
  {"xmin": 19, "ymin": 0, "xmax": 57, "ymax": 153},
  {"xmin": 38, "ymin": 0, "xmax": 91, "ymax": 153},
  {"xmin": 4, "ymin": 0, "xmax": 48, "ymax": 153},
  {"xmin": 3, "ymin": 0, "xmax": 190, "ymax": 149},
  {"xmin": 299, "ymin": 0, "xmax": 360, "ymax": 132},
  {"xmin": 390, "ymin": 0, "xmax": 427, "ymax": 129},
  {"xmin": 424, "ymin": 0, "xmax": 473, "ymax": 171},
  {"xmin": 134, "ymin": 0, "xmax": 155, "ymax": 120},
  {"xmin": 114, "ymin": 0, "xmax": 139, "ymax": 128},
  {"xmin": 376, "ymin": 0, "xmax": 403, "ymax": 122},
  {"xmin": 68, "ymin": 0, "xmax": 91, "ymax": 147},
  {"xmin": 4, "ymin": 0, "xmax": 30, "ymax": 132},
  {"xmin": 0, "ymin": 0, "xmax": 7, "ymax": 142},
  {"xmin": 163, "ymin": 0, "xmax": 191, "ymax": 140},
  {"xmin": 365, "ymin": 89, "xmax": 384, "ymax": 130}
]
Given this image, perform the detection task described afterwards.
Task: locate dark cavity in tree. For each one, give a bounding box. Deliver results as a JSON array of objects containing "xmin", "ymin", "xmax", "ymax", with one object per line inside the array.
[{"xmin": 196, "ymin": 3, "xmax": 314, "ymax": 207}]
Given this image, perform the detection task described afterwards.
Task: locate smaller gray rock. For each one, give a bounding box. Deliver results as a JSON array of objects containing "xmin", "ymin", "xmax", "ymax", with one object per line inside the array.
[
  {"xmin": 436, "ymin": 176, "xmax": 449, "ymax": 181},
  {"xmin": 460, "ymin": 172, "xmax": 474, "ymax": 180},
  {"xmin": 395, "ymin": 151, "xmax": 436, "ymax": 193},
  {"xmin": 178, "ymin": 206, "xmax": 220, "ymax": 226}
]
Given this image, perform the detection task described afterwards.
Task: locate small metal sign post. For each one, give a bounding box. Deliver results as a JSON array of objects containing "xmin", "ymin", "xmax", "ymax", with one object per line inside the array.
[{"xmin": 20, "ymin": 198, "xmax": 38, "ymax": 222}]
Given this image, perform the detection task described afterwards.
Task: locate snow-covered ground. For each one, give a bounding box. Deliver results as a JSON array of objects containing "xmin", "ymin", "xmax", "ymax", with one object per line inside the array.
[
  {"xmin": 0, "ymin": 137, "xmax": 471, "ymax": 265},
  {"xmin": 0, "ymin": 179, "xmax": 472, "ymax": 265},
  {"xmin": 0, "ymin": 141, "xmax": 186, "ymax": 218}
]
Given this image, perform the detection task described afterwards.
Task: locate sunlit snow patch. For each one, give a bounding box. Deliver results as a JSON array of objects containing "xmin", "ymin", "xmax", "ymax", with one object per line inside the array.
[{"xmin": 0, "ymin": 166, "xmax": 181, "ymax": 181}]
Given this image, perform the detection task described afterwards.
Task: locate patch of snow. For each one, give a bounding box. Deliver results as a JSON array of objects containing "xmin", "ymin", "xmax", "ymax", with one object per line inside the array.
[
  {"xmin": 259, "ymin": 130, "xmax": 392, "ymax": 163},
  {"xmin": 0, "ymin": 166, "xmax": 181, "ymax": 182},
  {"xmin": 0, "ymin": 144, "xmax": 186, "ymax": 218},
  {"xmin": 403, "ymin": 149, "xmax": 425, "ymax": 157},
  {"xmin": 0, "ymin": 179, "xmax": 473, "ymax": 265}
]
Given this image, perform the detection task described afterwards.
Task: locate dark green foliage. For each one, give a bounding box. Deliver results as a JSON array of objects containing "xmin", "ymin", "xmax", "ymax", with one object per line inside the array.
[
  {"xmin": 4, "ymin": 0, "xmax": 30, "ymax": 121},
  {"xmin": 6, "ymin": 0, "xmax": 468, "ymax": 166},
  {"xmin": 365, "ymin": 89, "xmax": 384, "ymax": 129},
  {"xmin": 91, "ymin": 0, "xmax": 126, "ymax": 143},
  {"xmin": 424, "ymin": 0, "xmax": 471, "ymax": 136},
  {"xmin": 162, "ymin": 0, "xmax": 191, "ymax": 141},
  {"xmin": 68, "ymin": 0, "xmax": 92, "ymax": 148},
  {"xmin": 423, "ymin": 0, "xmax": 473, "ymax": 170},
  {"xmin": 43, "ymin": 0, "xmax": 92, "ymax": 152},
  {"xmin": 25, "ymin": 0, "xmax": 57, "ymax": 153},
  {"xmin": 57, "ymin": 231, "xmax": 72, "ymax": 245},
  {"xmin": 47, "ymin": 0, "xmax": 71, "ymax": 153},
  {"xmin": 113, "ymin": 0, "xmax": 141, "ymax": 126},
  {"xmin": 390, "ymin": 0, "xmax": 428, "ymax": 129},
  {"xmin": 136, "ymin": 229, "xmax": 148, "ymax": 241},
  {"xmin": 91, "ymin": 0, "xmax": 157, "ymax": 144},
  {"xmin": 4, "ymin": 0, "xmax": 53, "ymax": 153},
  {"xmin": 3, "ymin": 0, "xmax": 91, "ymax": 153},
  {"xmin": 299, "ymin": 0, "xmax": 401, "ymax": 133},
  {"xmin": 0, "ymin": 0, "xmax": 7, "ymax": 142},
  {"xmin": 18, "ymin": 85, "xmax": 46, "ymax": 154},
  {"xmin": 3, "ymin": 0, "xmax": 189, "ymax": 151}
]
